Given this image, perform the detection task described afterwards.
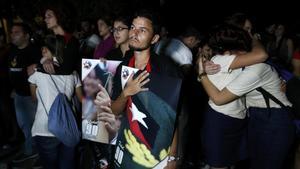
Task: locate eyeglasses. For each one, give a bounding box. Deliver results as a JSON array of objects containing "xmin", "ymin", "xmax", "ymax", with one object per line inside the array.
[{"xmin": 111, "ymin": 27, "xmax": 128, "ymax": 33}]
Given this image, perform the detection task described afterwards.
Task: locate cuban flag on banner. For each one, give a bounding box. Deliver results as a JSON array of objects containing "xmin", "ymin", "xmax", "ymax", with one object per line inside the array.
[{"xmin": 114, "ymin": 66, "xmax": 182, "ymax": 169}]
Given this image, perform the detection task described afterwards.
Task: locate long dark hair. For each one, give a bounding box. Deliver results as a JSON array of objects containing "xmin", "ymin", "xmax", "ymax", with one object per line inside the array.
[
  {"xmin": 225, "ymin": 13, "xmax": 249, "ymax": 29},
  {"xmin": 43, "ymin": 1, "xmax": 77, "ymax": 33},
  {"xmin": 208, "ymin": 24, "xmax": 252, "ymax": 55},
  {"xmin": 44, "ymin": 35, "xmax": 64, "ymax": 63}
]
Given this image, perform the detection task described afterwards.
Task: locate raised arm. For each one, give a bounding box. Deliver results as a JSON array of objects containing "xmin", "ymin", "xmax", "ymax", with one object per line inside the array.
[
  {"xmin": 229, "ymin": 39, "xmax": 268, "ymax": 70},
  {"xmin": 164, "ymin": 128, "xmax": 178, "ymax": 169},
  {"xmin": 75, "ymin": 86, "xmax": 83, "ymax": 103},
  {"xmin": 199, "ymin": 75, "xmax": 238, "ymax": 105},
  {"xmin": 197, "ymin": 58, "xmax": 238, "ymax": 105},
  {"xmin": 29, "ymin": 84, "xmax": 37, "ymax": 102},
  {"xmin": 292, "ymin": 58, "xmax": 300, "ymax": 77}
]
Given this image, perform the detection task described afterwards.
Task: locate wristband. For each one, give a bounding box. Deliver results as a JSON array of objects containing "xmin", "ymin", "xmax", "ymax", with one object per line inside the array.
[
  {"xmin": 167, "ymin": 155, "xmax": 180, "ymax": 163},
  {"xmin": 197, "ymin": 72, "xmax": 207, "ymax": 82}
]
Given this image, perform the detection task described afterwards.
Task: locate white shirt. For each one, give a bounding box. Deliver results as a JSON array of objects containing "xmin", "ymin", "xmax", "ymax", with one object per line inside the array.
[
  {"xmin": 208, "ymin": 54, "xmax": 247, "ymax": 119},
  {"xmin": 28, "ymin": 71, "xmax": 81, "ymax": 137},
  {"xmin": 226, "ymin": 63, "xmax": 292, "ymax": 108},
  {"xmin": 161, "ymin": 38, "xmax": 193, "ymax": 66}
]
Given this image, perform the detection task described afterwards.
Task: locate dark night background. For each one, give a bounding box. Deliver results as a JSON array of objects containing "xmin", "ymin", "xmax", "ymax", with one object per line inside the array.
[
  {"xmin": 1, "ymin": 0, "xmax": 299, "ymax": 36},
  {"xmin": 0, "ymin": 0, "xmax": 299, "ymax": 168}
]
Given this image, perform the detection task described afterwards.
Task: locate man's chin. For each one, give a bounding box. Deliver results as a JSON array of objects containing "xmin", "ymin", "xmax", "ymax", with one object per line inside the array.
[{"xmin": 129, "ymin": 45, "xmax": 147, "ymax": 51}]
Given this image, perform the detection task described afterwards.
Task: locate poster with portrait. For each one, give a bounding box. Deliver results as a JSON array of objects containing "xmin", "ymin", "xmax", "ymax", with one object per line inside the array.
[
  {"xmin": 113, "ymin": 65, "xmax": 182, "ymax": 169},
  {"xmin": 81, "ymin": 59, "xmax": 121, "ymax": 144}
]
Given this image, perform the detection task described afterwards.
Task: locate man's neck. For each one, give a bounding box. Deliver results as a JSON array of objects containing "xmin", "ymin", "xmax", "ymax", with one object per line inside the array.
[
  {"xmin": 18, "ymin": 41, "xmax": 29, "ymax": 49},
  {"xmin": 134, "ymin": 49, "xmax": 150, "ymax": 70}
]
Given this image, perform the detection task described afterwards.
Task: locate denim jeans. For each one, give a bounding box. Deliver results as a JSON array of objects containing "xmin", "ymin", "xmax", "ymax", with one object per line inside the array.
[
  {"xmin": 34, "ymin": 136, "xmax": 75, "ymax": 169},
  {"xmin": 14, "ymin": 94, "xmax": 36, "ymax": 154}
]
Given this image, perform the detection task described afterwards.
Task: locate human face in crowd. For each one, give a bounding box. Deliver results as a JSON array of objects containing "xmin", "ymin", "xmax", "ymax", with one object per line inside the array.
[
  {"xmin": 201, "ymin": 44, "xmax": 212, "ymax": 59},
  {"xmin": 81, "ymin": 21, "xmax": 91, "ymax": 33},
  {"xmin": 266, "ymin": 24, "xmax": 276, "ymax": 34},
  {"xmin": 41, "ymin": 46, "xmax": 53, "ymax": 59},
  {"xmin": 97, "ymin": 19, "xmax": 111, "ymax": 39},
  {"xmin": 10, "ymin": 26, "xmax": 29, "ymax": 48},
  {"xmin": 197, "ymin": 44, "xmax": 212, "ymax": 60},
  {"xmin": 112, "ymin": 21, "xmax": 129, "ymax": 45},
  {"xmin": 186, "ymin": 36, "xmax": 200, "ymax": 49},
  {"xmin": 243, "ymin": 19, "xmax": 252, "ymax": 34},
  {"xmin": 129, "ymin": 17, "xmax": 159, "ymax": 51},
  {"xmin": 159, "ymin": 26, "xmax": 168, "ymax": 39},
  {"xmin": 44, "ymin": 10, "xmax": 58, "ymax": 30},
  {"xmin": 275, "ymin": 25, "xmax": 285, "ymax": 37},
  {"xmin": 83, "ymin": 70, "xmax": 101, "ymax": 98}
]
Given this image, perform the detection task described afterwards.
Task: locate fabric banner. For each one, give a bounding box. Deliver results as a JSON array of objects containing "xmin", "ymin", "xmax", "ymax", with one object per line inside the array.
[
  {"xmin": 81, "ymin": 59, "xmax": 121, "ymax": 144},
  {"xmin": 114, "ymin": 65, "xmax": 182, "ymax": 169}
]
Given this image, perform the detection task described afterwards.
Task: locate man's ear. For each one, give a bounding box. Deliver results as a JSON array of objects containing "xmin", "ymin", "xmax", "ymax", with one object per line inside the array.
[{"xmin": 151, "ymin": 34, "xmax": 160, "ymax": 44}]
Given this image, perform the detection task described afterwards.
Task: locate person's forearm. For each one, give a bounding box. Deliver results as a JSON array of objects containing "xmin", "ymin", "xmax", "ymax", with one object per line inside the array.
[
  {"xmin": 200, "ymin": 75, "xmax": 223, "ymax": 105},
  {"xmin": 75, "ymin": 87, "xmax": 83, "ymax": 103},
  {"xmin": 200, "ymin": 75, "xmax": 237, "ymax": 105},
  {"xmin": 247, "ymin": 39, "xmax": 268, "ymax": 63},
  {"xmin": 230, "ymin": 39, "xmax": 268, "ymax": 70},
  {"xmin": 111, "ymin": 91, "xmax": 128, "ymax": 115},
  {"xmin": 169, "ymin": 128, "xmax": 178, "ymax": 156},
  {"xmin": 292, "ymin": 59, "xmax": 300, "ymax": 77},
  {"xmin": 29, "ymin": 84, "xmax": 37, "ymax": 102}
]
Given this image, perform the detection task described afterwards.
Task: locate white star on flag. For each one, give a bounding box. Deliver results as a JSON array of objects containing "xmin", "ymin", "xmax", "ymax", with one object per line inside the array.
[{"xmin": 130, "ymin": 103, "xmax": 148, "ymax": 129}]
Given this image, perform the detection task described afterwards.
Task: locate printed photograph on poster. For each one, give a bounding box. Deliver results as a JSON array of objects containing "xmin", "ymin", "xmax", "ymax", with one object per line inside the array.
[
  {"xmin": 81, "ymin": 59, "xmax": 121, "ymax": 144},
  {"xmin": 113, "ymin": 65, "xmax": 182, "ymax": 169}
]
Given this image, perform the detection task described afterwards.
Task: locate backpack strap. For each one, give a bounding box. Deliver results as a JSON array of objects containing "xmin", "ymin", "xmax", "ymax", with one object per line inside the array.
[
  {"xmin": 256, "ymin": 87, "xmax": 289, "ymax": 118},
  {"xmin": 49, "ymin": 75, "xmax": 61, "ymax": 93},
  {"xmin": 37, "ymin": 90, "xmax": 49, "ymax": 116},
  {"xmin": 256, "ymin": 87, "xmax": 287, "ymax": 108}
]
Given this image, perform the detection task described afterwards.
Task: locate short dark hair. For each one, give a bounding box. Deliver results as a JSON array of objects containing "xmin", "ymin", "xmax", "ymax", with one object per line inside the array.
[
  {"xmin": 133, "ymin": 9, "xmax": 161, "ymax": 35},
  {"xmin": 114, "ymin": 14, "xmax": 132, "ymax": 28},
  {"xmin": 180, "ymin": 26, "xmax": 203, "ymax": 40},
  {"xmin": 208, "ymin": 24, "xmax": 252, "ymax": 54},
  {"xmin": 225, "ymin": 13, "xmax": 249, "ymax": 29},
  {"xmin": 12, "ymin": 23, "xmax": 32, "ymax": 36},
  {"xmin": 97, "ymin": 14, "xmax": 114, "ymax": 27}
]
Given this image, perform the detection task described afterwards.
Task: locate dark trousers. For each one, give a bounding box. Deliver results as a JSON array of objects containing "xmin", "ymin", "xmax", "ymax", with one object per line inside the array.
[
  {"xmin": 248, "ymin": 107, "xmax": 295, "ymax": 169},
  {"xmin": 0, "ymin": 82, "xmax": 19, "ymax": 145},
  {"xmin": 201, "ymin": 106, "xmax": 248, "ymax": 167},
  {"xmin": 34, "ymin": 136, "xmax": 75, "ymax": 169}
]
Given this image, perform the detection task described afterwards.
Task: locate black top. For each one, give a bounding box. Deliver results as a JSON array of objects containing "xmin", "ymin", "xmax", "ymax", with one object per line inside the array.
[
  {"xmin": 106, "ymin": 48, "xmax": 133, "ymax": 61},
  {"xmin": 8, "ymin": 43, "xmax": 41, "ymax": 96},
  {"xmin": 111, "ymin": 51, "xmax": 183, "ymax": 100},
  {"xmin": 41, "ymin": 35, "xmax": 81, "ymax": 75}
]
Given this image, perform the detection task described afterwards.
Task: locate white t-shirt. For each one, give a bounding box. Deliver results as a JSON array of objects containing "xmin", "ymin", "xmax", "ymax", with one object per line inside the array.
[
  {"xmin": 208, "ymin": 54, "xmax": 247, "ymax": 119},
  {"xmin": 226, "ymin": 63, "xmax": 292, "ymax": 108},
  {"xmin": 164, "ymin": 38, "xmax": 193, "ymax": 66},
  {"xmin": 28, "ymin": 71, "xmax": 82, "ymax": 137}
]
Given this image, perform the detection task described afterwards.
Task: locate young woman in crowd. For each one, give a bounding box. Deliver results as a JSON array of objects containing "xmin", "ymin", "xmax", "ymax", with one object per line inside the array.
[
  {"xmin": 198, "ymin": 24, "xmax": 295, "ymax": 169},
  {"xmin": 29, "ymin": 35, "xmax": 82, "ymax": 169}
]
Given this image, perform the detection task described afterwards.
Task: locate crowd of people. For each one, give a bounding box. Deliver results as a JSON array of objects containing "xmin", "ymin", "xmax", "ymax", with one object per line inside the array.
[{"xmin": 0, "ymin": 2, "xmax": 300, "ymax": 169}]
